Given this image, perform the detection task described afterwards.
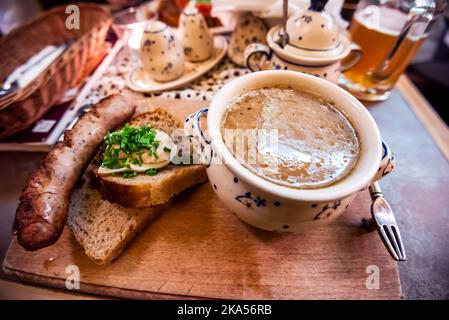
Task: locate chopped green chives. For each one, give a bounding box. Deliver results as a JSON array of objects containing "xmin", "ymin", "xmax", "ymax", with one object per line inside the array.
[
  {"xmin": 145, "ymin": 168, "xmax": 158, "ymax": 176},
  {"xmin": 101, "ymin": 124, "xmax": 162, "ymax": 177},
  {"xmin": 123, "ymin": 171, "xmax": 137, "ymax": 178}
]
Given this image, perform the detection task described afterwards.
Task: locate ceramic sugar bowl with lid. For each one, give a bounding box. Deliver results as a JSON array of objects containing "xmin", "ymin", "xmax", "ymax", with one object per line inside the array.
[{"xmin": 244, "ymin": 0, "xmax": 361, "ymax": 83}]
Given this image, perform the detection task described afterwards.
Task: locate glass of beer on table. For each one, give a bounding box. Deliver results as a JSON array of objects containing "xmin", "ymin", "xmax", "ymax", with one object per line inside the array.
[{"xmin": 339, "ymin": 0, "xmax": 439, "ymax": 101}]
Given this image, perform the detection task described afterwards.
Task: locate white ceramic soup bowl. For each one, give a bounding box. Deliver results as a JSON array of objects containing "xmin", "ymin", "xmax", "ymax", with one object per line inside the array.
[{"xmin": 185, "ymin": 70, "xmax": 395, "ymax": 233}]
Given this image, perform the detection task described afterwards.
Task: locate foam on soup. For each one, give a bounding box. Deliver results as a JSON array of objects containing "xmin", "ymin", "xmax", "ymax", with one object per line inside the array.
[{"xmin": 221, "ymin": 88, "xmax": 360, "ymax": 189}]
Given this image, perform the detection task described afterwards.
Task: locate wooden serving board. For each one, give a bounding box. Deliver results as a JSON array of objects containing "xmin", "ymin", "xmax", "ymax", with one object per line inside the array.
[{"xmin": 3, "ymin": 98, "xmax": 402, "ymax": 299}]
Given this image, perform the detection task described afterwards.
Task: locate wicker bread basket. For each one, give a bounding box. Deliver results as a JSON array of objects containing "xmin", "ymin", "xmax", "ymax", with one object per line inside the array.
[{"xmin": 0, "ymin": 3, "xmax": 111, "ymax": 140}]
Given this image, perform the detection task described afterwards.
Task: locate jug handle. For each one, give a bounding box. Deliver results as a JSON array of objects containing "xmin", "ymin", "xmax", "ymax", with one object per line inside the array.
[
  {"xmin": 370, "ymin": 5, "xmax": 433, "ymax": 81},
  {"xmin": 244, "ymin": 43, "xmax": 271, "ymax": 72},
  {"xmin": 341, "ymin": 42, "xmax": 362, "ymax": 72}
]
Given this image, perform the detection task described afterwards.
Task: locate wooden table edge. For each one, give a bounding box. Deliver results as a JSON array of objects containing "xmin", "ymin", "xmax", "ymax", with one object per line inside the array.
[
  {"xmin": 0, "ymin": 278, "xmax": 98, "ymax": 300},
  {"xmin": 2, "ymin": 264, "xmax": 402, "ymax": 300},
  {"xmin": 1, "ymin": 264, "xmax": 204, "ymax": 300},
  {"xmin": 396, "ymin": 76, "xmax": 449, "ymax": 162},
  {"xmin": 1, "ymin": 75, "xmax": 442, "ymax": 300}
]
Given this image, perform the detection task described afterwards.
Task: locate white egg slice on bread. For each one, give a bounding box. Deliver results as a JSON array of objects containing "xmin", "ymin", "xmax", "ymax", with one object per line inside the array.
[{"xmin": 97, "ymin": 130, "xmax": 177, "ymax": 176}]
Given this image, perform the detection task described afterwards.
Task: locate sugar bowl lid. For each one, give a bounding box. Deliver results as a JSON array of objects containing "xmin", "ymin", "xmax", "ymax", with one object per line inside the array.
[{"xmin": 269, "ymin": 0, "xmax": 350, "ymax": 65}]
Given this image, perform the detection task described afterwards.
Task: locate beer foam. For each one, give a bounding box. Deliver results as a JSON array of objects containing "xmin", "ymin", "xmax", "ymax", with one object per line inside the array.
[
  {"xmin": 354, "ymin": 5, "xmax": 407, "ymax": 37},
  {"xmin": 222, "ymin": 88, "xmax": 360, "ymax": 189}
]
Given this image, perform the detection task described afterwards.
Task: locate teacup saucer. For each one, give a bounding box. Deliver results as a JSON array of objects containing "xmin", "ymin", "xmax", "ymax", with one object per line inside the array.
[{"xmin": 126, "ymin": 36, "xmax": 227, "ymax": 93}]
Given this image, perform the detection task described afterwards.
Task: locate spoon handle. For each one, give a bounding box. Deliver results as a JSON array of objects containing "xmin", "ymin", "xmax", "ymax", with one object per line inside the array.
[{"xmin": 282, "ymin": 0, "xmax": 289, "ymax": 47}]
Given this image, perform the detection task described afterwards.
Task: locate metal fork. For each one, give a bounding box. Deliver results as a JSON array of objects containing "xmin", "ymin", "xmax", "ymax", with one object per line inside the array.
[{"xmin": 364, "ymin": 182, "xmax": 406, "ymax": 261}]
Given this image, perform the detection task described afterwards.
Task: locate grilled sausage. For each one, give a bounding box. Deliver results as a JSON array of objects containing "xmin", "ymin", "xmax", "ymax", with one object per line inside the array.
[{"xmin": 15, "ymin": 94, "xmax": 136, "ymax": 251}]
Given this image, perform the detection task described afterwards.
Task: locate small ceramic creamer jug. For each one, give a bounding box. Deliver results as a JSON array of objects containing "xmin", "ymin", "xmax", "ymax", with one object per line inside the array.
[{"xmin": 244, "ymin": 0, "xmax": 362, "ymax": 83}]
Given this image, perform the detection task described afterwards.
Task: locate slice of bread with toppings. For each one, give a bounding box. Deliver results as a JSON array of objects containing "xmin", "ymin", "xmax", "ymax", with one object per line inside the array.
[{"xmin": 96, "ymin": 108, "xmax": 206, "ymax": 207}]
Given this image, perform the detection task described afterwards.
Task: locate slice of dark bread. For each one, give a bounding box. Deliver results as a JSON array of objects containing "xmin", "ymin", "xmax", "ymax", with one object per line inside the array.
[
  {"xmin": 67, "ymin": 175, "xmax": 172, "ymax": 264},
  {"xmin": 129, "ymin": 108, "xmax": 181, "ymax": 137}
]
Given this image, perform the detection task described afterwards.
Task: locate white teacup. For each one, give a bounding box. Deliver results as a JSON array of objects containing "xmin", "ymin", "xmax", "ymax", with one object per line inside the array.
[
  {"xmin": 140, "ymin": 21, "xmax": 184, "ymax": 82},
  {"xmin": 179, "ymin": 7, "xmax": 214, "ymax": 62},
  {"xmin": 185, "ymin": 71, "xmax": 395, "ymax": 233}
]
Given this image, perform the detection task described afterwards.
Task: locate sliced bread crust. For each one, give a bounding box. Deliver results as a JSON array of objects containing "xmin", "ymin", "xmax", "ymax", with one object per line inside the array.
[{"xmin": 97, "ymin": 164, "xmax": 207, "ymax": 207}]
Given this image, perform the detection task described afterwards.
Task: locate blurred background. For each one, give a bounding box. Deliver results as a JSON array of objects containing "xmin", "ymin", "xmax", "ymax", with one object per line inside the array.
[{"xmin": 0, "ymin": 0, "xmax": 448, "ymax": 124}]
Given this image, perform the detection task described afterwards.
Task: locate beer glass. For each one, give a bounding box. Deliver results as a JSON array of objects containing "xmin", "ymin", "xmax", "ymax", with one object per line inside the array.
[{"xmin": 339, "ymin": 0, "xmax": 439, "ymax": 101}]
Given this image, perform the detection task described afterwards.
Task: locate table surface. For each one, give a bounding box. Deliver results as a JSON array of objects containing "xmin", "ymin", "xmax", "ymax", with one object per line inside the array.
[{"xmin": 0, "ymin": 76, "xmax": 448, "ymax": 299}]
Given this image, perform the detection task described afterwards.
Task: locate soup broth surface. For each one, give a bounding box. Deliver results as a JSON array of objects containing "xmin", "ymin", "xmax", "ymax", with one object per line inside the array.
[{"xmin": 221, "ymin": 88, "xmax": 360, "ymax": 189}]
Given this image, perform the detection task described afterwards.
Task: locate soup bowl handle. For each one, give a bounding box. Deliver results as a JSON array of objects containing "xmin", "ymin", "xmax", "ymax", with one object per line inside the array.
[
  {"xmin": 184, "ymin": 108, "xmax": 213, "ymax": 166},
  {"xmin": 372, "ymin": 140, "xmax": 395, "ymax": 183}
]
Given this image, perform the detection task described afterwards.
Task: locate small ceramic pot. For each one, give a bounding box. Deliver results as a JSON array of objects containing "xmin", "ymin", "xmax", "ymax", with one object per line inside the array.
[
  {"xmin": 140, "ymin": 21, "xmax": 184, "ymax": 82},
  {"xmin": 179, "ymin": 7, "xmax": 214, "ymax": 62},
  {"xmin": 244, "ymin": 26, "xmax": 361, "ymax": 84},
  {"xmin": 245, "ymin": 42, "xmax": 344, "ymax": 83},
  {"xmin": 243, "ymin": 2, "xmax": 363, "ymax": 84},
  {"xmin": 227, "ymin": 12, "xmax": 268, "ymax": 67},
  {"xmin": 185, "ymin": 71, "xmax": 395, "ymax": 233}
]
